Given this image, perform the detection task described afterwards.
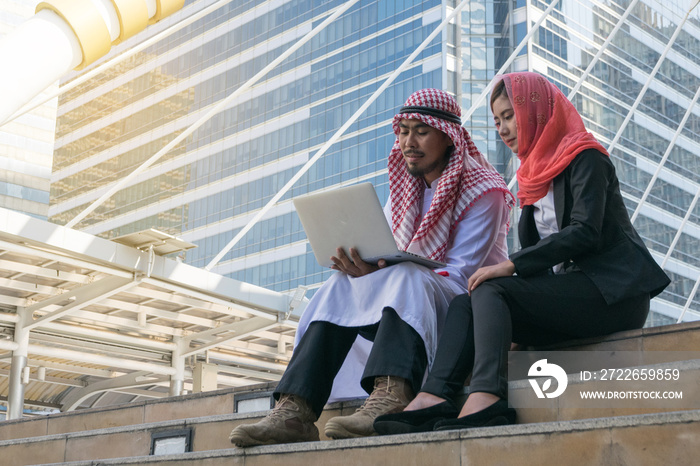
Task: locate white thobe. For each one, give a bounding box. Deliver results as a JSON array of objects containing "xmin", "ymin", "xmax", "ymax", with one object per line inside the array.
[{"xmin": 295, "ymin": 187, "xmax": 510, "ymax": 402}]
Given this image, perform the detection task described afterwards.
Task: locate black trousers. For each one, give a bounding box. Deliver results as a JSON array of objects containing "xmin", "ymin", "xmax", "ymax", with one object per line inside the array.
[
  {"xmin": 421, "ymin": 271, "xmax": 649, "ymax": 400},
  {"xmin": 275, "ymin": 307, "xmax": 427, "ymax": 417}
]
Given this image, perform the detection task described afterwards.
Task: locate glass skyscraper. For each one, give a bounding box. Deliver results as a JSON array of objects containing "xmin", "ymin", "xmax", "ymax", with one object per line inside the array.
[{"xmin": 49, "ymin": 0, "xmax": 700, "ymax": 324}]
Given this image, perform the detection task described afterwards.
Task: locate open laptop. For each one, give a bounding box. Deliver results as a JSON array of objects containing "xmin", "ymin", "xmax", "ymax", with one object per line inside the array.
[{"xmin": 293, "ymin": 183, "xmax": 446, "ymax": 269}]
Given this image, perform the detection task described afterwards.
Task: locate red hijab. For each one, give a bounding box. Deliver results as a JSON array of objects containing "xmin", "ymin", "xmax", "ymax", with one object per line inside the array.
[{"xmin": 498, "ymin": 72, "xmax": 608, "ymax": 206}]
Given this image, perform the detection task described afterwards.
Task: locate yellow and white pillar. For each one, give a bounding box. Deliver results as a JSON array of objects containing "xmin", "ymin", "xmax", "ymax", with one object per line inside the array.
[{"xmin": 0, "ymin": 0, "xmax": 184, "ymax": 123}]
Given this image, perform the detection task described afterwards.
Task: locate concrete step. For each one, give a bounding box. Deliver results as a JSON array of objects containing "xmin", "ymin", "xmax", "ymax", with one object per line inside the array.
[
  {"xmin": 1, "ymin": 356, "xmax": 698, "ymax": 466},
  {"xmin": 0, "ymin": 382, "xmax": 276, "ymax": 442},
  {"xmin": 0, "ymin": 408, "xmax": 345, "ymax": 465},
  {"xmin": 31, "ymin": 409, "xmax": 700, "ymax": 466},
  {"xmin": 2, "ymin": 321, "xmax": 698, "ymax": 442},
  {"xmin": 504, "ymin": 320, "xmax": 700, "ymax": 425},
  {"xmin": 509, "ymin": 357, "xmax": 699, "ymax": 424},
  {"xmin": 1, "ymin": 320, "xmax": 697, "ymax": 466},
  {"xmin": 534, "ymin": 319, "xmax": 700, "ymax": 353}
]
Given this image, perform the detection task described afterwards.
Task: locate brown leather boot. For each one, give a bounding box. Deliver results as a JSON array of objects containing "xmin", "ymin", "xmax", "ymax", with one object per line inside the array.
[
  {"xmin": 324, "ymin": 376, "xmax": 414, "ymax": 439},
  {"xmin": 229, "ymin": 394, "xmax": 319, "ymax": 447}
]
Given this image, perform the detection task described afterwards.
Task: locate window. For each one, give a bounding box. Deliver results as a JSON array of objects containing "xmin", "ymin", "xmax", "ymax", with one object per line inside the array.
[{"xmin": 151, "ymin": 428, "xmax": 193, "ymax": 455}]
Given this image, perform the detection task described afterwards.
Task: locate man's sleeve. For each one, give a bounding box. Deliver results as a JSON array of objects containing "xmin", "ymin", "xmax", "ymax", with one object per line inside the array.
[{"xmin": 438, "ymin": 190, "xmax": 510, "ymax": 289}]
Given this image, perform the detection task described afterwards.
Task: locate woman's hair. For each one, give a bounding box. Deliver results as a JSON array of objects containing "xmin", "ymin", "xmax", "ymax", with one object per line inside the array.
[{"xmin": 490, "ymin": 79, "xmax": 507, "ymax": 109}]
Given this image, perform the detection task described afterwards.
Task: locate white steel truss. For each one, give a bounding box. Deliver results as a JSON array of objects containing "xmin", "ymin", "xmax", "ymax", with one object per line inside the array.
[{"xmin": 0, "ymin": 207, "xmax": 302, "ymax": 418}]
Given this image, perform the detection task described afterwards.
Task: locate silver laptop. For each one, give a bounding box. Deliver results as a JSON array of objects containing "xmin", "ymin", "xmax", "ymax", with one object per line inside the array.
[{"xmin": 293, "ymin": 183, "xmax": 446, "ymax": 269}]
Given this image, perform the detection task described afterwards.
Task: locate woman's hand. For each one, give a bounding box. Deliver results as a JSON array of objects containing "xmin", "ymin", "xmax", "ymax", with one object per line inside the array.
[
  {"xmin": 468, "ymin": 260, "xmax": 516, "ymax": 292},
  {"xmin": 330, "ymin": 247, "xmax": 387, "ymax": 277}
]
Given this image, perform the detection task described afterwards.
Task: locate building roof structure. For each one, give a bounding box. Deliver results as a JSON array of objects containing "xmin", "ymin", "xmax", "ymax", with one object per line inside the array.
[{"xmin": 0, "ymin": 207, "xmax": 301, "ymax": 414}]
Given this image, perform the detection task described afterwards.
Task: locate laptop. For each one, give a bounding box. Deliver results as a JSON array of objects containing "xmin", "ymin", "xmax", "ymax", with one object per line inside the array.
[{"xmin": 293, "ymin": 183, "xmax": 446, "ymax": 269}]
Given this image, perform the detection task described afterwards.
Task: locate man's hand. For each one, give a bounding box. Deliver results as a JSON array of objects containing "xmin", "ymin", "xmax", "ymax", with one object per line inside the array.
[
  {"xmin": 467, "ymin": 260, "xmax": 515, "ymax": 292},
  {"xmin": 330, "ymin": 247, "xmax": 387, "ymax": 277}
]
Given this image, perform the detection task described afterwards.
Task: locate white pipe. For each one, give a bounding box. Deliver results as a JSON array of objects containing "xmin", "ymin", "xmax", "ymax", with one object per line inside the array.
[
  {"xmin": 169, "ymin": 338, "xmax": 186, "ymax": 396},
  {"xmin": 7, "ymin": 308, "xmax": 31, "ymax": 420},
  {"xmin": 0, "ymin": 339, "xmax": 19, "ymax": 351},
  {"xmin": 0, "ymin": 9, "xmax": 81, "ymax": 123},
  {"xmin": 216, "ymin": 373, "xmax": 264, "ymax": 387},
  {"xmin": 0, "ymin": 312, "xmax": 20, "ymax": 324},
  {"xmin": 7, "ymin": 355, "xmax": 27, "ymax": 419},
  {"xmin": 208, "ymin": 350, "xmax": 288, "ymax": 372},
  {"xmin": 27, "ymin": 343, "xmax": 178, "ymax": 376},
  {"xmin": 0, "ymin": 239, "xmax": 135, "ymax": 280},
  {"xmin": 39, "ymin": 321, "xmax": 177, "ymax": 352}
]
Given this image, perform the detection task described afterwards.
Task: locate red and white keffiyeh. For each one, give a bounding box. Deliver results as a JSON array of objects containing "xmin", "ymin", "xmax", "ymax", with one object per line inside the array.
[{"xmin": 389, "ymin": 88, "xmax": 515, "ymax": 262}]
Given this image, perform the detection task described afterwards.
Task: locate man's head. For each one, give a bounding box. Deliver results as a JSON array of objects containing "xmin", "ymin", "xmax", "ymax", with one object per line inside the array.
[{"xmin": 392, "ymin": 89, "xmax": 462, "ymax": 185}]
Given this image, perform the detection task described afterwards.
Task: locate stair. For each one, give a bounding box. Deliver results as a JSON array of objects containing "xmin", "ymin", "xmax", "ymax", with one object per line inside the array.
[
  {"xmin": 508, "ymin": 320, "xmax": 700, "ymax": 425},
  {"xmin": 1, "ymin": 321, "xmax": 698, "ymax": 465},
  {"xmin": 0, "ymin": 382, "xmax": 276, "ymax": 441},
  {"xmin": 34, "ymin": 410, "xmax": 700, "ymax": 465}
]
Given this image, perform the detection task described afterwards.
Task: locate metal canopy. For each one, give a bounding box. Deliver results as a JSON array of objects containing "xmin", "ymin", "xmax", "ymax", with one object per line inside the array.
[
  {"xmin": 0, "ymin": 207, "xmax": 302, "ymax": 416},
  {"xmin": 111, "ymin": 229, "xmax": 197, "ymax": 256}
]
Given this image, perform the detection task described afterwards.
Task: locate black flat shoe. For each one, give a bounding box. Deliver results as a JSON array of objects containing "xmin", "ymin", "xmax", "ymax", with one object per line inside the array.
[
  {"xmin": 433, "ymin": 399, "xmax": 515, "ymax": 431},
  {"xmin": 374, "ymin": 400, "xmax": 460, "ymax": 435}
]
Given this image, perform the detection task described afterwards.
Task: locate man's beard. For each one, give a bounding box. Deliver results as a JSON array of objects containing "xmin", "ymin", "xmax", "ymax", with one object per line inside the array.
[{"xmin": 405, "ymin": 153, "xmax": 449, "ymax": 179}]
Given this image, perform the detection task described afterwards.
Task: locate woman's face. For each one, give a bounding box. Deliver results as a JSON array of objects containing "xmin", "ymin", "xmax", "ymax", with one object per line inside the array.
[{"xmin": 492, "ymin": 94, "xmax": 518, "ymax": 154}]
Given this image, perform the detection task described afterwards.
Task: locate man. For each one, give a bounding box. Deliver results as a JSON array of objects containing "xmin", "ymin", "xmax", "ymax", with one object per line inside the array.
[{"xmin": 229, "ymin": 88, "xmax": 514, "ymax": 447}]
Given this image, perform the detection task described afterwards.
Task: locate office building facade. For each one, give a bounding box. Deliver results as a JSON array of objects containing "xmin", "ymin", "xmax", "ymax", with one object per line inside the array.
[{"xmin": 49, "ymin": 0, "xmax": 700, "ymax": 323}]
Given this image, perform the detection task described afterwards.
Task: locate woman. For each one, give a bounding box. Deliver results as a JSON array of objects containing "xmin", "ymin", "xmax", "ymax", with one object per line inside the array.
[{"xmin": 373, "ymin": 71, "xmax": 670, "ymax": 434}]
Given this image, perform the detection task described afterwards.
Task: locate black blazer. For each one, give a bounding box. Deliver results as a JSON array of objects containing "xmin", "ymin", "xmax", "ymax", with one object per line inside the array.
[{"xmin": 510, "ymin": 149, "xmax": 670, "ymax": 305}]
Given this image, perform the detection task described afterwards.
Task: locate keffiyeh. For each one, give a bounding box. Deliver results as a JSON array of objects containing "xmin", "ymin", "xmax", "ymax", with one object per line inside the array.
[{"xmin": 389, "ymin": 88, "xmax": 514, "ymax": 262}]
